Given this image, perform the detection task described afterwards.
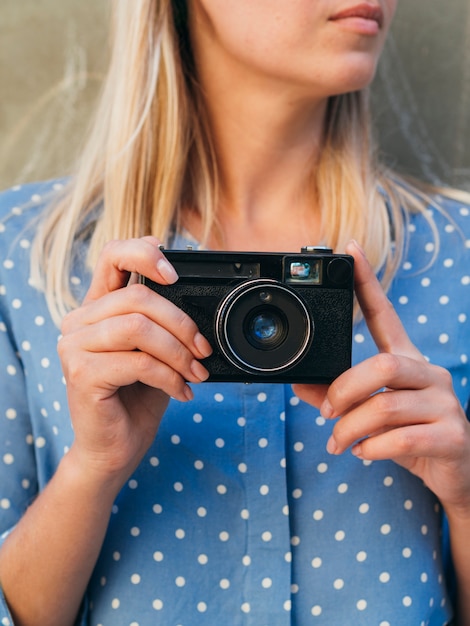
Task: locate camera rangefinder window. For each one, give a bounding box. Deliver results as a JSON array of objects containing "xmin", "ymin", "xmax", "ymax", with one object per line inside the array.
[{"xmin": 285, "ymin": 258, "xmax": 322, "ymax": 284}]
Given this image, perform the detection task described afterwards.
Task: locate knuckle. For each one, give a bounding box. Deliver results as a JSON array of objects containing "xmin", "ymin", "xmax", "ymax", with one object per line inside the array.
[
  {"xmin": 121, "ymin": 312, "xmax": 152, "ymax": 338},
  {"xmin": 375, "ymin": 352, "xmax": 401, "ymax": 379}
]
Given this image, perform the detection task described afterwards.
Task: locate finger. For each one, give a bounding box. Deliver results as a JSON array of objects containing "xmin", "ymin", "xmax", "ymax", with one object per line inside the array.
[
  {"xmin": 62, "ymin": 348, "xmax": 194, "ymax": 403},
  {"xmin": 85, "ymin": 237, "xmax": 179, "ymax": 303},
  {"xmin": 60, "ymin": 314, "xmax": 210, "ymax": 385},
  {"xmin": 321, "ymin": 352, "xmax": 436, "ymax": 419},
  {"xmin": 327, "ymin": 386, "xmax": 443, "ymax": 455},
  {"xmin": 346, "ymin": 240, "xmax": 424, "ymax": 361},
  {"xmin": 63, "ymin": 283, "xmax": 212, "ymax": 360},
  {"xmin": 291, "ymin": 383, "xmax": 329, "ymax": 409},
  {"xmin": 350, "ymin": 422, "xmax": 454, "ymax": 463}
]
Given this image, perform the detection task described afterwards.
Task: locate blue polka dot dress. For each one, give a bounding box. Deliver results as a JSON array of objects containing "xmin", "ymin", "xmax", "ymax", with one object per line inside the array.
[{"xmin": 1, "ymin": 181, "xmax": 469, "ymax": 625}]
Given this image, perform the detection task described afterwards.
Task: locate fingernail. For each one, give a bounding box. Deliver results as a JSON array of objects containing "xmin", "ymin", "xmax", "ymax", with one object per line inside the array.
[
  {"xmin": 157, "ymin": 258, "xmax": 179, "ymax": 284},
  {"xmin": 183, "ymin": 384, "xmax": 194, "ymax": 401},
  {"xmin": 190, "ymin": 359, "xmax": 210, "ymax": 382},
  {"xmin": 194, "ymin": 332, "xmax": 213, "ymax": 358},
  {"xmin": 351, "ymin": 239, "xmax": 366, "ymax": 258},
  {"xmin": 326, "ymin": 435, "xmax": 338, "ymax": 455},
  {"xmin": 321, "ymin": 399, "xmax": 334, "ymax": 419},
  {"xmin": 352, "ymin": 442, "xmax": 363, "ymax": 459}
]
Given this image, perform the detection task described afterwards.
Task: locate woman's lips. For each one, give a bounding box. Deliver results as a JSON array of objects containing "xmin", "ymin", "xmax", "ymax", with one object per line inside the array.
[{"xmin": 329, "ymin": 3, "xmax": 384, "ymax": 32}]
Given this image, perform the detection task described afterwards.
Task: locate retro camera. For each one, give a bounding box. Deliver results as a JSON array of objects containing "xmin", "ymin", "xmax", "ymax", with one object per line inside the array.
[{"xmin": 141, "ymin": 247, "xmax": 354, "ymax": 383}]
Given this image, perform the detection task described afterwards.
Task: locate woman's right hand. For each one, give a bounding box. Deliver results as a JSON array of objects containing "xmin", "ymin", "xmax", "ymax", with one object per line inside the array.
[{"xmin": 58, "ymin": 237, "xmax": 212, "ymax": 487}]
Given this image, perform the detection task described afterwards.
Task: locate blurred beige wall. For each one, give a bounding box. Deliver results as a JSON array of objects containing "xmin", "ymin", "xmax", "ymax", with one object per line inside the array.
[
  {"xmin": 0, "ymin": 0, "xmax": 109, "ymax": 189},
  {"xmin": 1, "ymin": 1, "xmax": 470, "ymax": 190}
]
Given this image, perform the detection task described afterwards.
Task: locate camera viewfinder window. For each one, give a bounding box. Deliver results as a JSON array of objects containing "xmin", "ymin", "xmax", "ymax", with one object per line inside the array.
[{"xmin": 285, "ymin": 259, "xmax": 322, "ymax": 284}]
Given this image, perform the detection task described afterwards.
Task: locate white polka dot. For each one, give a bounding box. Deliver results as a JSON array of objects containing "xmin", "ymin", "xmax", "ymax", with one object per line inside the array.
[
  {"xmin": 238, "ymin": 462, "xmax": 247, "ymax": 473},
  {"xmin": 403, "ymin": 596, "xmax": 412, "ymax": 607},
  {"xmin": 337, "ymin": 483, "xmax": 348, "ymax": 494},
  {"xmin": 257, "ymin": 392, "xmax": 267, "ymax": 402},
  {"xmin": 111, "ymin": 599, "xmax": 120, "ymax": 609},
  {"xmin": 356, "ymin": 551, "xmax": 367, "ymax": 562},
  {"xmin": 311, "ymin": 557, "xmax": 322, "ymax": 568},
  {"xmin": 357, "ymin": 599, "xmax": 367, "ymax": 611},
  {"xmin": 311, "ymin": 605, "xmax": 322, "ymax": 616},
  {"xmin": 6, "ymin": 409, "xmax": 17, "ymax": 420},
  {"xmin": 1, "ymin": 499, "xmax": 11, "ymax": 510},
  {"xmin": 444, "ymin": 258, "xmax": 454, "ymax": 268},
  {"xmin": 220, "ymin": 578, "xmax": 230, "ymax": 589},
  {"xmin": 153, "ymin": 551, "xmax": 164, "ymax": 562},
  {"xmin": 242, "ymin": 555, "xmax": 251, "ymax": 566},
  {"xmin": 171, "ymin": 434, "xmax": 181, "ymax": 444},
  {"xmin": 153, "ymin": 599, "xmax": 163, "ymax": 610},
  {"xmin": 293, "ymin": 441, "xmax": 304, "ymax": 452},
  {"xmin": 35, "ymin": 316, "xmax": 45, "ymax": 326},
  {"xmin": 292, "ymin": 488, "xmax": 302, "ymax": 499},
  {"xmin": 131, "ymin": 574, "xmax": 141, "ymax": 584},
  {"xmin": 259, "ymin": 484, "xmax": 269, "ymax": 495},
  {"xmin": 439, "ymin": 334, "xmax": 449, "ymax": 344},
  {"xmin": 193, "ymin": 413, "xmax": 203, "ymax": 423},
  {"xmin": 3, "ymin": 454, "xmax": 14, "ymax": 465},
  {"xmin": 237, "ymin": 417, "xmax": 246, "ymax": 427},
  {"xmin": 402, "ymin": 547, "xmax": 412, "ymax": 558},
  {"xmin": 404, "ymin": 499, "xmax": 413, "ymax": 510},
  {"xmin": 240, "ymin": 508, "xmax": 249, "ymax": 519},
  {"xmin": 313, "ymin": 510, "xmax": 324, "ymax": 521},
  {"xmin": 354, "ymin": 333, "xmax": 365, "ymax": 343},
  {"xmin": 12, "ymin": 299, "xmax": 22, "ymax": 310},
  {"xmin": 262, "ymin": 531, "xmax": 273, "ymax": 542},
  {"xmin": 380, "ymin": 524, "xmax": 391, "ymax": 535},
  {"xmin": 175, "ymin": 576, "xmax": 185, "ymax": 587},
  {"xmin": 219, "ymin": 531, "xmax": 230, "ymax": 542},
  {"xmin": 421, "ymin": 278, "xmax": 431, "ymax": 287},
  {"xmin": 128, "ymin": 479, "xmax": 138, "ymax": 489},
  {"xmin": 153, "ymin": 504, "xmax": 163, "ymax": 514},
  {"xmin": 417, "ymin": 315, "xmax": 427, "ymax": 324},
  {"xmin": 359, "ymin": 503, "xmax": 369, "ymax": 514},
  {"xmin": 258, "ymin": 437, "xmax": 268, "ymax": 448},
  {"xmin": 130, "ymin": 527, "xmax": 140, "ymax": 537},
  {"xmin": 215, "ymin": 438, "xmax": 225, "ymax": 448},
  {"xmin": 214, "ymin": 393, "xmax": 224, "ymax": 402},
  {"xmin": 194, "ymin": 460, "xmax": 204, "ymax": 470},
  {"xmin": 217, "ymin": 484, "xmax": 227, "ymax": 494},
  {"xmin": 175, "ymin": 529, "xmax": 185, "ymax": 539},
  {"xmin": 261, "ymin": 577, "xmax": 272, "ymax": 588},
  {"xmin": 198, "ymin": 554, "xmax": 208, "ymax": 565},
  {"xmin": 197, "ymin": 507, "xmax": 207, "ymax": 517},
  {"xmin": 241, "ymin": 603, "xmax": 251, "ymax": 613},
  {"xmin": 383, "ymin": 476, "xmax": 394, "ymax": 487},
  {"xmin": 335, "ymin": 530, "xmax": 345, "ymax": 541},
  {"xmin": 35, "ymin": 437, "xmax": 46, "ymax": 449},
  {"xmin": 333, "ymin": 578, "xmax": 344, "ymax": 590},
  {"xmin": 284, "ymin": 600, "xmax": 292, "ymax": 611},
  {"xmin": 290, "ymin": 535, "xmax": 300, "ymax": 546},
  {"xmin": 173, "ymin": 482, "xmax": 183, "ymax": 492},
  {"xmin": 289, "ymin": 396, "xmax": 300, "ymax": 406},
  {"xmin": 317, "ymin": 463, "xmax": 328, "ymax": 473}
]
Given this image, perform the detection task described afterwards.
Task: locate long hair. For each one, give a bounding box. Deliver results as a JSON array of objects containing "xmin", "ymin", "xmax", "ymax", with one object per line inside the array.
[{"xmin": 30, "ymin": 0, "xmax": 435, "ymax": 326}]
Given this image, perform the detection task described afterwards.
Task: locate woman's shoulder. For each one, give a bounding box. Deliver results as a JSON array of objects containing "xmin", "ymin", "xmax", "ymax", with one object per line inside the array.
[{"xmin": 0, "ymin": 179, "xmax": 68, "ymax": 235}]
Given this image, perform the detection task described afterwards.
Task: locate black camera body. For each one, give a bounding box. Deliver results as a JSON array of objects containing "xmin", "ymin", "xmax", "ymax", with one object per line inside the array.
[{"xmin": 142, "ymin": 246, "xmax": 354, "ymax": 384}]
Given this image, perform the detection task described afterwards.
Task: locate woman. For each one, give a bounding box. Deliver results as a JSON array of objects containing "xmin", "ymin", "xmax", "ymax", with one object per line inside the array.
[{"xmin": 1, "ymin": 1, "xmax": 469, "ymax": 624}]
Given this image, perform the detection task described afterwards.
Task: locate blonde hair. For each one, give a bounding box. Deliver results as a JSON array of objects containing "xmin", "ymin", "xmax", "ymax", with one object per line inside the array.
[{"xmin": 31, "ymin": 0, "xmax": 437, "ymax": 326}]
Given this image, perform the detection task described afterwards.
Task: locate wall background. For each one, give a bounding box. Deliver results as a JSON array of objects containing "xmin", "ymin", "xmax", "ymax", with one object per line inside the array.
[{"xmin": 1, "ymin": 1, "xmax": 469, "ymax": 190}]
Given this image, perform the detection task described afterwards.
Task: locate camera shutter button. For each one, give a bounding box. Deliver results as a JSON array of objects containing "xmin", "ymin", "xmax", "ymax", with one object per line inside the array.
[{"xmin": 327, "ymin": 258, "xmax": 353, "ymax": 286}]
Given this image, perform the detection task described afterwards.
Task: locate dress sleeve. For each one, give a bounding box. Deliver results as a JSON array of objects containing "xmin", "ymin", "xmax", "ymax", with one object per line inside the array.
[{"xmin": 0, "ymin": 285, "xmax": 89, "ymax": 626}]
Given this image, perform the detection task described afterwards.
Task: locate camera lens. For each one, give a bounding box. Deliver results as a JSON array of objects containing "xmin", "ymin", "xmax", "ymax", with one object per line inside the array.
[
  {"xmin": 215, "ymin": 279, "xmax": 313, "ymax": 374},
  {"xmin": 246, "ymin": 308, "xmax": 287, "ymax": 349}
]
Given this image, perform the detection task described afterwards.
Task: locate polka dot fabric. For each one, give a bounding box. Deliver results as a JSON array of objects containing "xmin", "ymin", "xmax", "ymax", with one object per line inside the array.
[{"xmin": 1, "ymin": 181, "xmax": 468, "ymax": 625}]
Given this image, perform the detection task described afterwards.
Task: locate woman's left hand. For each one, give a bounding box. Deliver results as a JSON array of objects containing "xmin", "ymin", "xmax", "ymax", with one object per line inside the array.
[{"xmin": 293, "ymin": 240, "xmax": 470, "ymax": 517}]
